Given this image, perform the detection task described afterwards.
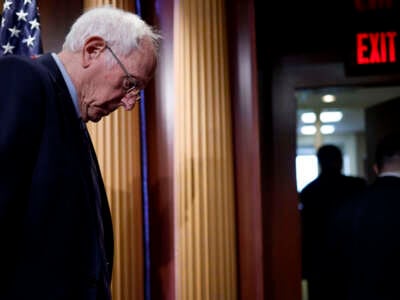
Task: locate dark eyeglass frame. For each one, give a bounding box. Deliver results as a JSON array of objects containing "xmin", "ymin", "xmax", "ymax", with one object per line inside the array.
[{"xmin": 105, "ymin": 44, "xmax": 140, "ymax": 94}]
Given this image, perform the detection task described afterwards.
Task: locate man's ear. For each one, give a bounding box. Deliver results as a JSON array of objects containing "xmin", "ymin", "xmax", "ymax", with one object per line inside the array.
[
  {"xmin": 82, "ymin": 36, "xmax": 106, "ymax": 68},
  {"xmin": 373, "ymin": 163, "xmax": 379, "ymax": 175}
]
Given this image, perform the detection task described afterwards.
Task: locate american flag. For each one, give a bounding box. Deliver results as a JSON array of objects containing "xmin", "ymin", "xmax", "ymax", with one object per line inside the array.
[{"xmin": 0, "ymin": 0, "xmax": 43, "ymax": 56}]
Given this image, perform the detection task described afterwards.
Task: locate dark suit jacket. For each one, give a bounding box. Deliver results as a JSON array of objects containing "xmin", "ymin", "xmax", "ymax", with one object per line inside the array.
[
  {"xmin": 0, "ymin": 54, "xmax": 114, "ymax": 300},
  {"xmin": 336, "ymin": 175, "xmax": 400, "ymax": 300},
  {"xmin": 299, "ymin": 172, "xmax": 366, "ymax": 299}
]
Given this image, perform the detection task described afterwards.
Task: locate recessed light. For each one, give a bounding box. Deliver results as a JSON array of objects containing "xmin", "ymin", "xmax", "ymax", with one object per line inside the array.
[
  {"xmin": 320, "ymin": 125, "xmax": 335, "ymax": 134},
  {"xmin": 320, "ymin": 111, "xmax": 343, "ymax": 123},
  {"xmin": 301, "ymin": 112, "xmax": 317, "ymax": 123},
  {"xmin": 300, "ymin": 125, "xmax": 317, "ymax": 135},
  {"xmin": 322, "ymin": 94, "xmax": 336, "ymax": 103}
]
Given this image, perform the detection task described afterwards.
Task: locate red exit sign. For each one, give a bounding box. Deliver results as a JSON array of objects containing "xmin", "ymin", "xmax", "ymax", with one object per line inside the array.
[
  {"xmin": 345, "ymin": 0, "xmax": 400, "ymax": 75},
  {"xmin": 356, "ymin": 31, "xmax": 398, "ymax": 64},
  {"xmin": 354, "ymin": 0, "xmax": 393, "ymax": 11}
]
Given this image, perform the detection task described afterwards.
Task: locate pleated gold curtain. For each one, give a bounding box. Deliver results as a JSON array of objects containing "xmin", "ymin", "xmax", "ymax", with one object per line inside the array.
[
  {"xmin": 84, "ymin": 0, "xmax": 133, "ymax": 9},
  {"xmin": 174, "ymin": 0, "xmax": 238, "ymax": 299},
  {"xmin": 83, "ymin": 2, "xmax": 142, "ymax": 300}
]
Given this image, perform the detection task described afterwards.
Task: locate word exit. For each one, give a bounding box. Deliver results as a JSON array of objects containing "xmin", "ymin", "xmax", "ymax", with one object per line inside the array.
[{"xmin": 356, "ymin": 31, "xmax": 398, "ymax": 64}]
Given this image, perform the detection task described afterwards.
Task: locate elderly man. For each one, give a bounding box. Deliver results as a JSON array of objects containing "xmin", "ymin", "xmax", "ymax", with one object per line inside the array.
[{"xmin": 0, "ymin": 6, "xmax": 161, "ymax": 300}]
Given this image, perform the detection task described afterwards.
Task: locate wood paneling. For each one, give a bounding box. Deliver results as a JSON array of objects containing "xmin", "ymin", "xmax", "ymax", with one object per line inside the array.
[
  {"xmin": 140, "ymin": 0, "xmax": 176, "ymax": 299},
  {"xmin": 38, "ymin": 0, "xmax": 82, "ymax": 52},
  {"xmin": 226, "ymin": 1, "xmax": 265, "ymax": 299}
]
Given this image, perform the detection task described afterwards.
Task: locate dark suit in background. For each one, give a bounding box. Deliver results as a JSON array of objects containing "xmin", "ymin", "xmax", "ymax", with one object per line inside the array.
[
  {"xmin": 347, "ymin": 176, "xmax": 400, "ymax": 300},
  {"xmin": 0, "ymin": 54, "xmax": 113, "ymax": 299},
  {"xmin": 299, "ymin": 144, "xmax": 366, "ymax": 300},
  {"xmin": 333, "ymin": 133, "xmax": 400, "ymax": 300}
]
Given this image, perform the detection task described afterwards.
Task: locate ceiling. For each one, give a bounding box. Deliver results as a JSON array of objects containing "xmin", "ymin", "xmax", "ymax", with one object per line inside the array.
[{"xmin": 296, "ymin": 85, "xmax": 400, "ymax": 134}]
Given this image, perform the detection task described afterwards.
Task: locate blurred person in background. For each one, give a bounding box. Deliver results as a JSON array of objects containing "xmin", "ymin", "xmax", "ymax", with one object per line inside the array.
[
  {"xmin": 299, "ymin": 144, "xmax": 366, "ymax": 300},
  {"xmin": 333, "ymin": 133, "xmax": 400, "ymax": 300}
]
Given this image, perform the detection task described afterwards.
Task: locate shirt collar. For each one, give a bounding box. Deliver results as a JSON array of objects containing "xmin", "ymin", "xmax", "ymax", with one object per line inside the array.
[
  {"xmin": 379, "ymin": 171, "xmax": 400, "ymax": 178},
  {"xmin": 51, "ymin": 53, "xmax": 80, "ymax": 117}
]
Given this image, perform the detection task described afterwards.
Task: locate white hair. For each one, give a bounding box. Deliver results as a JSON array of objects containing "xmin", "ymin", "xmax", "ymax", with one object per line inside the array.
[{"xmin": 63, "ymin": 5, "xmax": 161, "ymax": 64}]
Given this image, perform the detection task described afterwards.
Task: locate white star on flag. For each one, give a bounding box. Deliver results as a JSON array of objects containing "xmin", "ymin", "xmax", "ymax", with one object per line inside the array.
[
  {"xmin": 29, "ymin": 18, "xmax": 39, "ymax": 30},
  {"xmin": 16, "ymin": 9, "xmax": 28, "ymax": 21},
  {"xmin": 0, "ymin": 0, "xmax": 43, "ymax": 56},
  {"xmin": 2, "ymin": 42, "xmax": 15, "ymax": 54},
  {"xmin": 22, "ymin": 34, "xmax": 35, "ymax": 47},
  {"xmin": 8, "ymin": 26, "xmax": 21, "ymax": 37},
  {"xmin": 3, "ymin": 0, "xmax": 13, "ymax": 11}
]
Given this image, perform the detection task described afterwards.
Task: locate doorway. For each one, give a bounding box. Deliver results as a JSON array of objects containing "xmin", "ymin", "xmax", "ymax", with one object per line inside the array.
[
  {"xmin": 295, "ymin": 84, "xmax": 400, "ymax": 191},
  {"xmin": 275, "ymin": 54, "xmax": 400, "ymax": 300}
]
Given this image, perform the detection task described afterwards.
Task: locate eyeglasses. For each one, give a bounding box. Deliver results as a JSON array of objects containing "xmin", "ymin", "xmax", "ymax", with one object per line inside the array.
[{"xmin": 105, "ymin": 44, "xmax": 140, "ymax": 95}]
